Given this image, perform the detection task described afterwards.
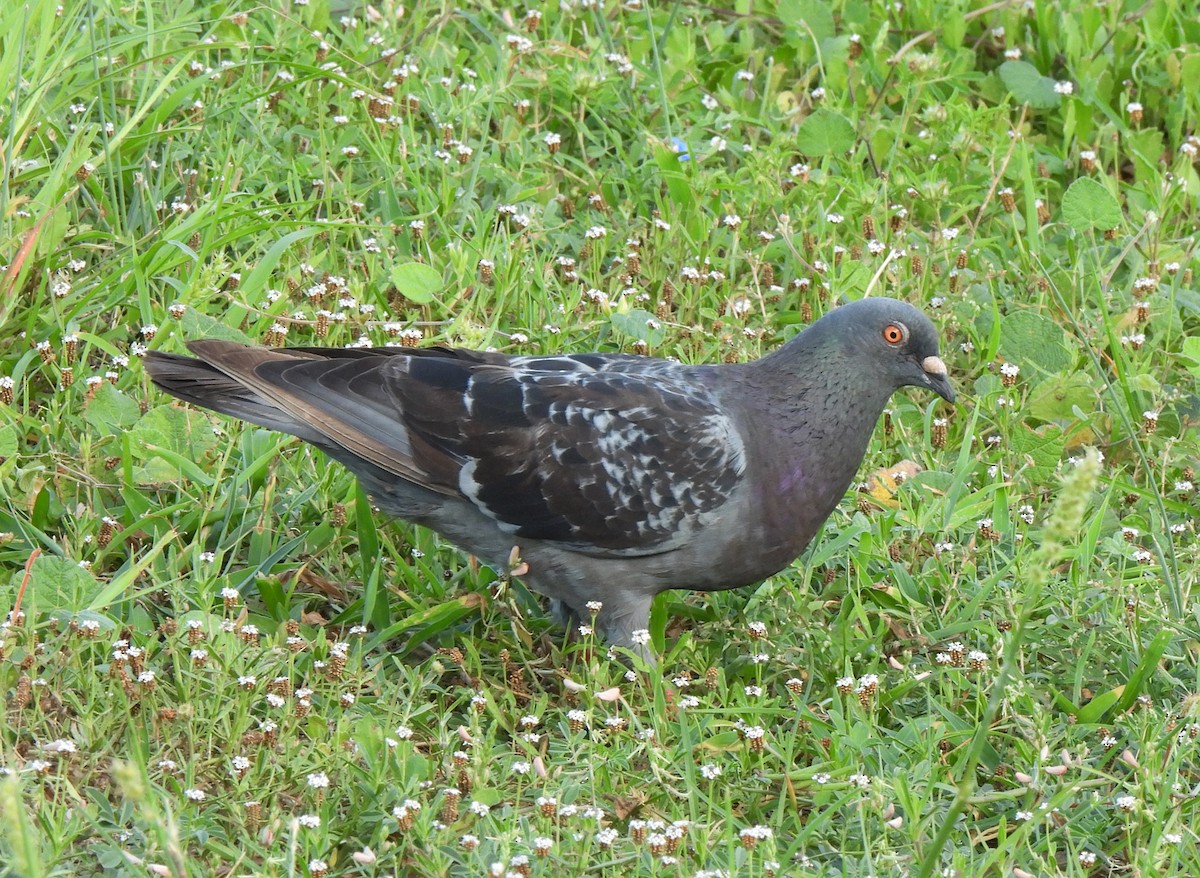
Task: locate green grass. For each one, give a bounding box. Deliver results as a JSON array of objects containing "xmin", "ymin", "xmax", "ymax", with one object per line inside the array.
[{"xmin": 2, "ymin": 0, "xmax": 1200, "ymax": 875}]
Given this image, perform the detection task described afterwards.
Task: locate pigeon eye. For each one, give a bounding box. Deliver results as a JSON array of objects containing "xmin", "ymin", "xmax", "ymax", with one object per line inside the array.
[{"xmin": 882, "ymin": 323, "xmax": 906, "ymax": 345}]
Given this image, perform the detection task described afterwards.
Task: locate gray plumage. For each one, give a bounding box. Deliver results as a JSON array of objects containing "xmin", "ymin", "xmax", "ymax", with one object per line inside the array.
[{"xmin": 144, "ymin": 297, "xmax": 954, "ymax": 660}]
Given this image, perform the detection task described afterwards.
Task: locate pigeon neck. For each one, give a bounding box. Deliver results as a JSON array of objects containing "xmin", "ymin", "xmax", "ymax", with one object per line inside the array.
[{"xmin": 739, "ymin": 331, "xmax": 894, "ymax": 544}]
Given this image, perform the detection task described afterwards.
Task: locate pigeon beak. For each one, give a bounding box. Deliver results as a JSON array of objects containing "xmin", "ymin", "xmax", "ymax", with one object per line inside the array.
[{"xmin": 921, "ymin": 355, "xmax": 956, "ymax": 403}]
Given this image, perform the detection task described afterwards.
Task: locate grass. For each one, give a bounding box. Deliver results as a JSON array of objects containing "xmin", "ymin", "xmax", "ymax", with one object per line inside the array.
[{"xmin": 2, "ymin": 0, "xmax": 1199, "ymax": 875}]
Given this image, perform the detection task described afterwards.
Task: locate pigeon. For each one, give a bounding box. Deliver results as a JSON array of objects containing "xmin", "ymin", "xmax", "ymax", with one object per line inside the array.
[{"xmin": 144, "ymin": 296, "xmax": 954, "ymax": 661}]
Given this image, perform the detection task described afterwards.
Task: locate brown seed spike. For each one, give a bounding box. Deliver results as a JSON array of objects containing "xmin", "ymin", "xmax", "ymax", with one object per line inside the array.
[
  {"xmin": 932, "ymin": 417, "xmax": 948, "ymax": 449},
  {"xmin": 14, "ymin": 675, "xmax": 31, "ymax": 708},
  {"xmin": 245, "ymin": 801, "xmax": 262, "ymax": 832}
]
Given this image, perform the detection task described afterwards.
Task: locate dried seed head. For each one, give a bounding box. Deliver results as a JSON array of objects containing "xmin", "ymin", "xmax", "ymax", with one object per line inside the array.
[
  {"xmin": 478, "ymin": 259, "xmax": 494, "ymax": 285},
  {"xmin": 61, "ymin": 334, "xmax": 79, "ymax": 364},
  {"xmin": 14, "ymin": 675, "xmax": 32, "ymax": 708},
  {"xmin": 98, "ymin": 516, "xmax": 116, "ymax": 548},
  {"xmin": 1142, "ymin": 410, "xmax": 1159, "ymax": 434},
  {"xmin": 910, "ymin": 253, "xmax": 924, "ymax": 276},
  {"xmin": 999, "ymin": 187, "xmax": 1016, "ymax": 212},
  {"xmin": 438, "ymin": 646, "xmax": 465, "ymax": 665},
  {"xmin": 932, "ymin": 417, "xmax": 948, "ymax": 449},
  {"xmin": 439, "ymin": 788, "xmax": 461, "ymax": 822},
  {"xmin": 568, "ymin": 709, "xmax": 587, "ymax": 733},
  {"xmin": 947, "ymin": 642, "xmax": 966, "ymax": 666}
]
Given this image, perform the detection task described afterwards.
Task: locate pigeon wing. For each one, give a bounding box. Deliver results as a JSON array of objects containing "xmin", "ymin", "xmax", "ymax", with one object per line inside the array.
[{"xmin": 174, "ymin": 343, "xmax": 748, "ymax": 557}]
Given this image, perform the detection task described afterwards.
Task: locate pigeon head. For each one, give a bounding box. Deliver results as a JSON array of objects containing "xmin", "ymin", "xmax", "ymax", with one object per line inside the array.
[
  {"xmin": 825, "ymin": 297, "xmax": 956, "ymax": 404},
  {"xmin": 771, "ymin": 297, "xmax": 955, "ymax": 408}
]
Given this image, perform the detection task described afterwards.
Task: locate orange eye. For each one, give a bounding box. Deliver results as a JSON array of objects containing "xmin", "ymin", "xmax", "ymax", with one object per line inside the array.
[{"xmin": 882, "ymin": 323, "xmax": 905, "ymax": 344}]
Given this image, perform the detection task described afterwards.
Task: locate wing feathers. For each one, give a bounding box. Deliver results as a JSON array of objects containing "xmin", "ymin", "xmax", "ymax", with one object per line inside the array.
[{"xmin": 146, "ymin": 340, "xmax": 748, "ymax": 554}]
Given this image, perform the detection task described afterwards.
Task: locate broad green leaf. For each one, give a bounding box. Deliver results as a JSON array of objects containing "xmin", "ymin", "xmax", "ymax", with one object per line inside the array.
[
  {"xmin": 1028, "ymin": 373, "xmax": 1097, "ymax": 422},
  {"xmin": 941, "ymin": 14, "xmax": 966, "ymax": 48},
  {"xmin": 129, "ymin": 404, "xmax": 220, "ymax": 484},
  {"xmin": 795, "ymin": 108, "xmax": 856, "ymax": 156},
  {"xmin": 998, "ymin": 60, "xmax": 1061, "ymax": 109},
  {"xmin": 391, "ymin": 261, "xmax": 442, "ymax": 304},
  {"xmin": 997, "ymin": 310, "xmax": 1073, "ymax": 374},
  {"xmin": 1182, "ymin": 335, "xmax": 1200, "ymax": 378},
  {"xmin": 777, "ymin": 0, "xmax": 835, "ymax": 42},
  {"xmin": 8, "ymin": 555, "xmax": 101, "ymax": 611},
  {"xmin": 1172, "ymin": 289, "xmax": 1200, "ymax": 318},
  {"xmin": 0, "ymin": 423, "xmax": 17, "ymax": 461},
  {"xmin": 1061, "ymin": 177, "xmax": 1122, "ymax": 231},
  {"xmin": 84, "ymin": 384, "xmax": 142, "ymax": 435},
  {"xmin": 180, "ymin": 305, "xmax": 254, "ymax": 344},
  {"xmin": 610, "ymin": 309, "xmax": 666, "ymax": 346},
  {"xmin": 1009, "ymin": 424, "xmax": 1066, "ymax": 482}
]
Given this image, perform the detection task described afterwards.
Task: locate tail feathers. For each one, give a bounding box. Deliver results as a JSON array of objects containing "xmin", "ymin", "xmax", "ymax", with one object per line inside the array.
[{"xmin": 143, "ymin": 350, "xmax": 330, "ymax": 446}]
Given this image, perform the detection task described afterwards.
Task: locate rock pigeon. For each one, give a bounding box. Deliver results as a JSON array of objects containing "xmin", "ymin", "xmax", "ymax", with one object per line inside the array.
[{"xmin": 144, "ymin": 297, "xmax": 953, "ymax": 661}]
